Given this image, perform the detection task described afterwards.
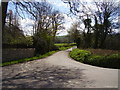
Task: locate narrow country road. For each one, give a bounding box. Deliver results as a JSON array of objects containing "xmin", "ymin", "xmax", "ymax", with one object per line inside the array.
[{"xmin": 2, "ymin": 48, "xmax": 118, "ymax": 88}]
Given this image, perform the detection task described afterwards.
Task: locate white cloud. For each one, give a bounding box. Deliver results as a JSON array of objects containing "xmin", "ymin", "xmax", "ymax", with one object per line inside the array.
[
  {"xmin": 20, "ymin": 18, "xmax": 35, "ymax": 35},
  {"xmin": 57, "ymin": 14, "xmax": 78, "ymax": 36},
  {"xmin": 19, "ymin": 15, "xmax": 74, "ymax": 36},
  {"xmin": 46, "ymin": 0, "xmax": 68, "ymax": 8},
  {"xmin": 52, "ymin": 2, "xmax": 69, "ymax": 8},
  {"xmin": 63, "ymin": 14, "xmax": 73, "ymax": 29},
  {"xmin": 20, "ymin": 18, "xmax": 35, "ymax": 27}
]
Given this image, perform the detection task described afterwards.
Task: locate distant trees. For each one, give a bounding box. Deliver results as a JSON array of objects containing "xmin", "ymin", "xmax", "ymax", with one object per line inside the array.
[
  {"xmin": 63, "ymin": 0, "xmax": 119, "ymax": 49},
  {"xmin": 55, "ymin": 35, "xmax": 72, "ymax": 43},
  {"xmin": 68, "ymin": 22, "xmax": 81, "ymax": 47}
]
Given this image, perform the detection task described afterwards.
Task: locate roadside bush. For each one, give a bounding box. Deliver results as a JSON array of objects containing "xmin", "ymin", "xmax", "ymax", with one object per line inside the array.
[
  {"xmin": 86, "ymin": 55, "xmax": 103, "ymax": 65},
  {"xmin": 69, "ymin": 49, "xmax": 91, "ymax": 63},
  {"xmin": 33, "ymin": 32, "xmax": 56, "ymax": 54},
  {"xmin": 87, "ymin": 54, "xmax": 120, "ymax": 68},
  {"xmin": 103, "ymin": 54, "xmax": 120, "ymax": 68},
  {"xmin": 69, "ymin": 49, "xmax": 120, "ymax": 69}
]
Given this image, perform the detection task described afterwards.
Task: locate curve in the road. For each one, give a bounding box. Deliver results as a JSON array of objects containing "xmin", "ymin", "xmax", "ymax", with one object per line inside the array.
[{"xmin": 2, "ymin": 48, "xmax": 118, "ymax": 88}]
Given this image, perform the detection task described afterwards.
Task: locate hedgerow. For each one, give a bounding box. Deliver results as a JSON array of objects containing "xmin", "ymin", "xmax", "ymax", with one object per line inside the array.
[{"xmin": 69, "ymin": 49, "xmax": 120, "ymax": 69}]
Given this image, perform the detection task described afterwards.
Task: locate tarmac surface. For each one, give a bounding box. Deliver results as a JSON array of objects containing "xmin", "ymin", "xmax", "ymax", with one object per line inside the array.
[{"xmin": 2, "ymin": 48, "xmax": 118, "ymax": 88}]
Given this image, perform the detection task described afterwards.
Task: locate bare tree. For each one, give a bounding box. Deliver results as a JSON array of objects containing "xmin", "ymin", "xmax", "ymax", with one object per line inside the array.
[
  {"xmin": 51, "ymin": 10, "xmax": 64, "ymax": 41},
  {"xmin": 94, "ymin": 0, "xmax": 119, "ymax": 48},
  {"xmin": 63, "ymin": 0, "xmax": 119, "ymax": 48},
  {"xmin": 13, "ymin": 1, "xmax": 65, "ymax": 53}
]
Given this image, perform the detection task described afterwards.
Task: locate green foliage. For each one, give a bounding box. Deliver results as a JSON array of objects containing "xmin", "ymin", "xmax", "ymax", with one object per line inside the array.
[
  {"xmin": 69, "ymin": 49, "xmax": 91, "ymax": 62},
  {"xmin": 87, "ymin": 54, "xmax": 120, "ymax": 68},
  {"xmin": 3, "ymin": 25, "xmax": 24, "ymax": 44},
  {"xmin": 58, "ymin": 46, "xmax": 72, "ymax": 50},
  {"xmin": 25, "ymin": 36, "xmax": 33, "ymax": 46},
  {"xmin": 33, "ymin": 31, "xmax": 56, "ymax": 54},
  {"xmin": 69, "ymin": 48, "xmax": 120, "ymax": 69},
  {"xmin": 86, "ymin": 55, "xmax": 104, "ymax": 65},
  {"xmin": 3, "ymin": 25, "xmax": 33, "ymax": 48},
  {"xmin": 1, "ymin": 51, "xmax": 57, "ymax": 67},
  {"xmin": 1, "ymin": 43, "xmax": 75, "ymax": 66},
  {"xmin": 55, "ymin": 43, "xmax": 76, "ymax": 47},
  {"xmin": 105, "ymin": 34, "xmax": 120, "ymax": 50}
]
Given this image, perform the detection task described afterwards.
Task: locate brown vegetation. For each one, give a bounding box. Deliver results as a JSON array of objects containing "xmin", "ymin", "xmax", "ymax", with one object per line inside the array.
[{"xmin": 85, "ymin": 49, "xmax": 120, "ymax": 56}]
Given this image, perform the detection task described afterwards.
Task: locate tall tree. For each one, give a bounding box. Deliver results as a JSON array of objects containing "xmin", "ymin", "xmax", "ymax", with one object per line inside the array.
[
  {"xmin": 83, "ymin": 15, "xmax": 92, "ymax": 48},
  {"xmin": 1, "ymin": 1, "xmax": 8, "ymax": 30},
  {"xmin": 51, "ymin": 10, "xmax": 64, "ymax": 41},
  {"xmin": 63, "ymin": 0, "xmax": 119, "ymax": 48},
  {"xmin": 14, "ymin": 1, "xmax": 63, "ymax": 53}
]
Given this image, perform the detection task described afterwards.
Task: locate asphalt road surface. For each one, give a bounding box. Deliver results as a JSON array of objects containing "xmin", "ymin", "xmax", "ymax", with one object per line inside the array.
[{"xmin": 2, "ymin": 48, "xmax": 118, "ymax": 88}]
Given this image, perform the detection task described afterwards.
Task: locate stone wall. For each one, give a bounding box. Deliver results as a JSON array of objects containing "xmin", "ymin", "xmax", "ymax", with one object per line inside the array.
[{"xmin": 2, "ymin": 48, "xmax": 35, "ymax": 63}]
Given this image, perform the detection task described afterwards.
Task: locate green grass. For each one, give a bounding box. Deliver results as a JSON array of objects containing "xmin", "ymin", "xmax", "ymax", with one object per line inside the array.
[
  {"xmin": 1, "ymin": 51, "xmax": 57, "ymax": 67},
  {"xmin": 0, "ymin": 43, "xmax": 75, "ymax": 66},
  {"xmin": 55, "ymin": 43, "xmax": 76, "ymax": 50},
  {"xmin": 69, "ymin": 48, "xmax": 120, "ymax": 69},
  {"xmin": 55, "ymin": 43, "xmax": 76, "ymax": 47},
  {"xmin": 58, "ymin": 46, "xmax": 73, "ymax": 50},
  {"xmin": 1, "ymin": 43, "xmax": 76, "ymax": 67},
  {"xmin": 54, "ymin": 43, "xmax": 67, "ymax": 46}
]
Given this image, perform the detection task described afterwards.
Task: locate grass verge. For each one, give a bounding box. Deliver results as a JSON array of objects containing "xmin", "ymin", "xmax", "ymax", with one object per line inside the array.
[
  {"xmin": 55, "ymin": 43, "xmax": 76, "ymax": 50},
  {"xmin": 69, "ymin": 48, "xmax": 120, "ymax": 69},
  {"xmin": 1, "ymin": 51, "xmax": 58, "ymax": 67},
  {"xmin": 1, "ymin": 43, "xmax": 76, "ymax": 67}
]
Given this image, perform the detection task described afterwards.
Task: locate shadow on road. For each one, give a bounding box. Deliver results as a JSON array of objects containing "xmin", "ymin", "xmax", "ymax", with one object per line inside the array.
[{"xmin": 2, "ymin": 66, "xmax": 87, "ymax": 88}]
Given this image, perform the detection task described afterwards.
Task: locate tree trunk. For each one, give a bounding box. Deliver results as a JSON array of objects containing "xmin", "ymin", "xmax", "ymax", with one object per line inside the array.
[
  {"xmin": 99, "ymin": 32, "xmax": 107, "ymax": 48},
  {"xmin": 53, "ymin": 26, "xmax": 57, "ymax": 42},
  {"xmin": 2, "ymin": 2, "xmax": 8, "ymax": 30},
  {"xmin": 94, "ymin": 31, "xmax": 99, "ymax": 49}
]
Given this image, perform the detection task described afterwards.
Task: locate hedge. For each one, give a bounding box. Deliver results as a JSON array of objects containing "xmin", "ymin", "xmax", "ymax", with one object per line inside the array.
[{"xmin": 69, "ymin": 49, "xmax": 120, "ymax": 69}]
